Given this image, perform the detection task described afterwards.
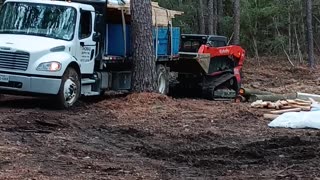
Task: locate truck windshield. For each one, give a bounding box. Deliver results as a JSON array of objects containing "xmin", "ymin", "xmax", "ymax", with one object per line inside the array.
[{"xmin": 0, "ymin": 2, "xmax": 77, "ymax": 41}]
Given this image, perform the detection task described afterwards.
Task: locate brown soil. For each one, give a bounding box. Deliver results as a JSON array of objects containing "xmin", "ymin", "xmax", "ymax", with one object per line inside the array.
[
  {"xmin": 1, "ymin": 58, "xmax": 320, "ymax": 179},
  {"xmin": 242, "ymin": 57, "xmax": 320, "ymax": 94}
]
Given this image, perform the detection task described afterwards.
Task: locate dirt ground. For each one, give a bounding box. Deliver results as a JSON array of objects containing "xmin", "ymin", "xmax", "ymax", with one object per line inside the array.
[{"xmin": 1, "ymin": 58, "xmax": 320, "ymax": 180}]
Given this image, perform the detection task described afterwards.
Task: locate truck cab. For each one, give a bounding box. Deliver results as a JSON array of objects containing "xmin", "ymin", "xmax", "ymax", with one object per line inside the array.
[{"xmin": 0, "ymin": 0, "xmax": 100, "ymax": 108}]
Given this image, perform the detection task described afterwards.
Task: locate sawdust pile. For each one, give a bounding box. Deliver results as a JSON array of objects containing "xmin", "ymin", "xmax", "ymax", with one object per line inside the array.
[
  {"xmin": 125, "ymin": 92, "xmax": 173, "ymax": 104},
  {"xmin": 96, "ymin": 92, "xmax": 179, "ymax": 120}
]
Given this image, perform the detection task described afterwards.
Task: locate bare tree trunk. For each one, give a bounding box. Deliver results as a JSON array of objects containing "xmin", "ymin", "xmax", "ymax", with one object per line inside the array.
[
  {"xmin": 306, "ymin": 0, "xmax": 315, "ymax": 68},
  {"xmin": 300, "ymin": 0, "xmax": 306, "ymax": 53},
  {"xmin": 130, "ymin": 0, "xmax": 157, "ymax": 92},
  {"xmin": 295, "ymin": 23, "xmax": 303, "ymax": 64},
  {"xmin": 217, "ymin": 0, "xmax": 224, "ymax": 34},
  {"xmin": 199, "ymin": 0, "xmax": 206, "ymax": 34},
  {"xmin": 252, "ymin": 36, "xmax": 260, "ymax": 64},
  {"xmin": 273, "ymin": 16, "xmax": 294, "ymax": 67},
  {"xmin": 288, "ymin": 5, "xmax": 292, "ymax": 54},
  {"xmin": 207, "ymin": 0, "xmax": 218, "ymax": 34},
  {"xmin": 208, "ymin": 0, "xmax": 214, "ymax": 34},
  {"xmin": 213, "ymin": 0, "xmax": 218, "ymax": 34},
  {"xmin": 232, "ymin": 0, "xmax": 240, "ymax": 45}
]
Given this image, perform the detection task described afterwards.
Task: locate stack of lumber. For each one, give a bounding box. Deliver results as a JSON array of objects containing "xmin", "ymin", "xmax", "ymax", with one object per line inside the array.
[
  {"xmin": 251, "ymin": 99, "xmax": 313, "ymax": 120},
  {"xmin": 107, "ymin": 1, "xmax": 184, "ymax": 26}
]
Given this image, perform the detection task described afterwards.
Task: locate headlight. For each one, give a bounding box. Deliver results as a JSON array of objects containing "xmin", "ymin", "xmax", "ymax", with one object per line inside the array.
[{"xmin": 36, "ymin": 61, "xmax": 62, "ymax": 72}]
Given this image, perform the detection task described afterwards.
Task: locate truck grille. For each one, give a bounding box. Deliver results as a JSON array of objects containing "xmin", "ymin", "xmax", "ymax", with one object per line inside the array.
[{"xmin": 0, "ymin": 51, "xmax": 30, "ymax": 71}]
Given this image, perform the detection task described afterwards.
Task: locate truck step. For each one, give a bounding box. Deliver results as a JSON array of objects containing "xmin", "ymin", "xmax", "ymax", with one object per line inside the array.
[
  {"xmin": 83, "ymin": 92, "xmax": 100, "ymax": 96},
  {"xmin": 81, "ymin": 78, "xmax": 96, "ymax": 85},
  {"xmin": 212, "ymin": 98, "xmax": 234, "ymax": 101}
]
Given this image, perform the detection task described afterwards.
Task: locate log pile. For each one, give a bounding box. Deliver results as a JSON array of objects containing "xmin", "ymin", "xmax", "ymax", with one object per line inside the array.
[
  {"xmin": 239, "ymin": 88, "xmax": 297, "ymax": 102},
  {"xmin": 239, "ymin": 88, "xmax": 320, "ymax": 103},
  {"xmin": 251, "ymin": 99, "xmax": 313, "ymax": 120}
]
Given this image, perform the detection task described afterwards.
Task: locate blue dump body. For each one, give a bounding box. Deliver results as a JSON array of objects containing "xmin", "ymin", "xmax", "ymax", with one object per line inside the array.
[
  {"xmin": 153, "ymin": 27, "xmax": 180, "ymax": 57},
  {"xmin": 107, "ymin": 24, "xmax": 180, "ymax": 58}
]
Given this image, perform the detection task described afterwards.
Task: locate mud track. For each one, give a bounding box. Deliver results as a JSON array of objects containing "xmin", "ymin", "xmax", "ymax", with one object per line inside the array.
[{"xmin": 1, "ymin": 58, "xmax": 320, "ymax": 179}]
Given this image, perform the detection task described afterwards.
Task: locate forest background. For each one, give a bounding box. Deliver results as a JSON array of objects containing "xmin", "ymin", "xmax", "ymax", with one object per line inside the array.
[{"xmin": 155, "ymin": 0, "xmax": 319, "ymax": 66}]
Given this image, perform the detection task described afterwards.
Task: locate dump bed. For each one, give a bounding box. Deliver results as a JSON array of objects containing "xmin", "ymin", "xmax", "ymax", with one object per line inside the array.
[{"xmin": 105, "ymin": 24, "xmax": 180, "ymax": 59}]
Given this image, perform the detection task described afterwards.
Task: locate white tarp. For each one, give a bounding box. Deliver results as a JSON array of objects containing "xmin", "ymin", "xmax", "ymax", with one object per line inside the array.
[{"xmin": 268, "ymin": 103, "xmax": 320, "ymax": 129}]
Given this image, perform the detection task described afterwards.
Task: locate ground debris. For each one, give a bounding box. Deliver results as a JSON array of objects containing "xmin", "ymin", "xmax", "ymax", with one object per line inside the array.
[{"xmin": 0, "ymin": 58, "xmax": 320, "ymax": 179}]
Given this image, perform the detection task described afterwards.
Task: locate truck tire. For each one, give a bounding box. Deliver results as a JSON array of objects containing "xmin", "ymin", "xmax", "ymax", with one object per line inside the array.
[
  {"xmin": 56, "ymin": 67, "xmax": 81, "ymax": 109},
  {"xmin": 156, "ymin": 64, "xmax": 169, "ymax": 95}
]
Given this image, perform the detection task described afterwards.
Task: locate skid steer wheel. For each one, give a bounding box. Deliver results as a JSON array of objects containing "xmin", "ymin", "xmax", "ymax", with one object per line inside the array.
[
  {"xmin": 56, "ymin": 67, "xmax": 81, "ymax": 109},
  {"xmin": 156, "ymin": 64, "xmax": 169, "ymax": 95}
]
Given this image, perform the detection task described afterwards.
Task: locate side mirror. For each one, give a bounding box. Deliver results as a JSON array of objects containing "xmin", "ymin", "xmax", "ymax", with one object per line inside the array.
[
  {"xmin": 94, "ymin": 13, "xmax": 103, "ymax": 32},
  {"xmin": 93, "ymin": 32, "xmax": 101, "ymax": 42}
]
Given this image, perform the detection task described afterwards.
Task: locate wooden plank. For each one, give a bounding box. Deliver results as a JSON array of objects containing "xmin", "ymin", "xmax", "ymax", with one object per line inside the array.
[
  {"xmin": 107, "ymin": 1, "xmax": 184, "ymax": 26},
  {"xmin": 294, "ymin": 98, "xmax": 312, "ymax": 104},
  {"xmin": 288, "ymin": 102, "xmax": 311, "ymax": 106},
  {"xmin": 270, "ymin": 108, "xmax": 302, "ymax": 114},
  {"xmin": 290, "ymin": 105, "xmax": 312, "ymax": 111},
  {"xmin": 280, "ymin": 105, "xmax": 295, "ymax": 109},
  {"xmin": 264, "ymin": 114, "xmax": 280, "ymax": 120}
]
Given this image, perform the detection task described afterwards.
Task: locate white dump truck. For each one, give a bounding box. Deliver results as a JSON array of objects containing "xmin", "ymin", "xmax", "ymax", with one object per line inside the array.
[{"xmin": 0, "ymin": 0, "xmax": 182, "ymax": 108}]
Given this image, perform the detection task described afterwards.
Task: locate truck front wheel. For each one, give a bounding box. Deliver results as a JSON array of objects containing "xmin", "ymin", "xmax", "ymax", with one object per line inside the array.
[
  {"xmin": 156, "ymin": 64, "xmax": 169, "ymax": 95},
  {"xmin": 57, "ymin": 67, "xmax": 81, "ymax": 109}
]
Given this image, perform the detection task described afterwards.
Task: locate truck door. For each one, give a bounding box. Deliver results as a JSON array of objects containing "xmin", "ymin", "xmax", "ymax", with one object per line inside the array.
[{"xmin": 76, "ymin": 10, "xmax": 96, "ymax": 74}]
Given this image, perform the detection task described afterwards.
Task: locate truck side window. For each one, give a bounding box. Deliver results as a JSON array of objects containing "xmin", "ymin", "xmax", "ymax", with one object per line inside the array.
[{"xmin": 79, "ymin": 11, "xmax": 92, "ymax": 39}]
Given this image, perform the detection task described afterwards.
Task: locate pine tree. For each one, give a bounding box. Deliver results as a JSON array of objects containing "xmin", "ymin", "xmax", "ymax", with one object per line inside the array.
[
  {"xmin": 233, "ymin": 0, "xmax": 241, "ymax": 45},
  {"xmin": 130, "ymin": 0, "xmax": 157, "ymax": 92},
  {"xmin": 306, "ymin": 0, "xmax": 315, "ymax": 68}
]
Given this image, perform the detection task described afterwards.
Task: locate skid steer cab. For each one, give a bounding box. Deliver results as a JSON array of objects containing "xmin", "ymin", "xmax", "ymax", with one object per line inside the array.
[{"xmin": 173, "ymin": 34, "xmax": 246, "ymax": 100}]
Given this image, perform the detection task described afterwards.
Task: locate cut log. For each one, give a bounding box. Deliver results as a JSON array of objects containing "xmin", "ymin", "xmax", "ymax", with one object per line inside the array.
[
  {"xmin": 264, "ymin": 113, "xmax": 280, "ymax": 120},
  {"xmin": 251, "ymin": 100, "xmax": 269, "ymax": 108},
  {"xmin": 289, "ymin": 102, "xmax": 312, "ymax": 106},
  {"xmin": 249, "ymin": 93, "xmax": 297, "ymax": 102},
  {"xmin": 280, "ymin": 100, "xmax": 289, "ymax": 106},
  {"xmin": 287, "ymin": 99, "xmax": 295, "ymax": 103},
  {"xmin": 287, "ymin": 99, "xmax": 311, "ymax": 106},
  {"xmin": 267, "ymin": 100, "xmax": 283, "ymax": 109},
  {"xmin": 294, "ymin": 98, "xmax": 312, "ymax": 104},
  {"xmin": 251, "ymin": 100, "xmax": 296, "ymax": 110},
  {"xmin": 242, "ymin": 88, "xmax": 274, "ymax": 97},
  {"xmin": 270, "ymin": 108, "xmax": 302, "ymax": 114},
  {"xmin": 297, "ymin": 92, "xmax": 320, "ymax": 102},
  {"xmin": 267, "ymin": 103, "xmax": 276, "ymax": 109},
  {"xmin": 280, "ymin": 105, "xmax": 295, "ymax": 109},
  {"xmin": 290, "ymin": 105, "xmax": 312, "ymax": 111}
]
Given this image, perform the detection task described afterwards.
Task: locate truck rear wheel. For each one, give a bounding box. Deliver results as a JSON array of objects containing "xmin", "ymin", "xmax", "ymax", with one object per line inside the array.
[
  {"xmin": 56, "ymin": 67, "xmax": 80, "ymax": 109},
  {"xmin": 156, "ymin": 64, "xmax": 169, "ymax": 95}
]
